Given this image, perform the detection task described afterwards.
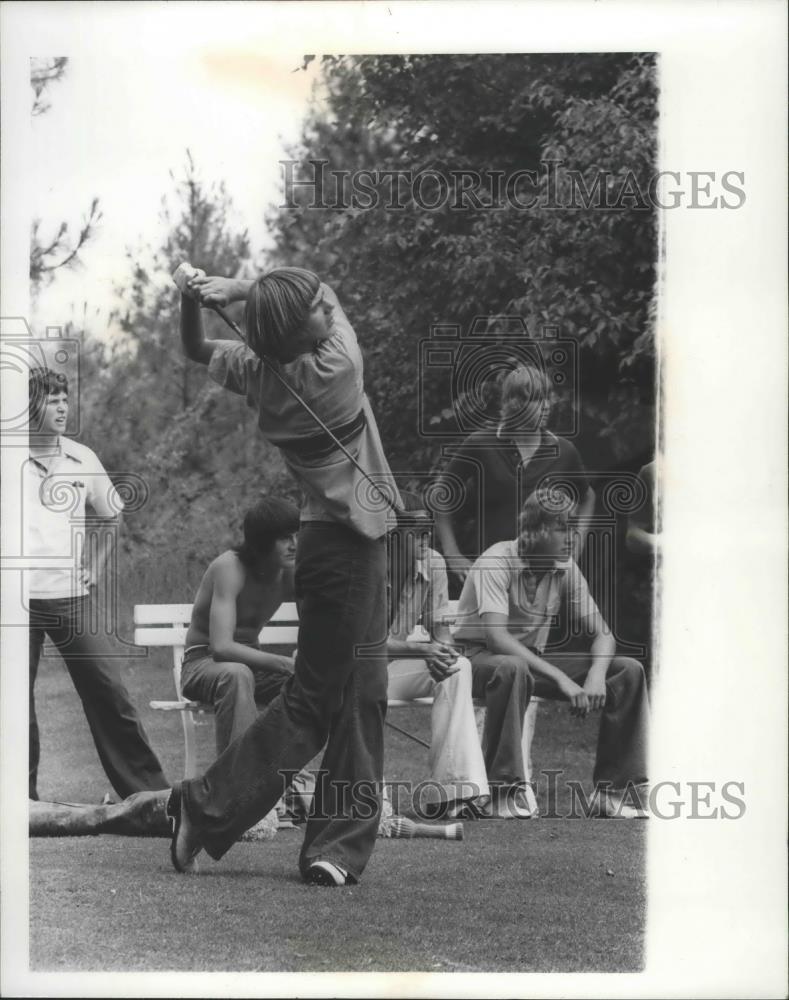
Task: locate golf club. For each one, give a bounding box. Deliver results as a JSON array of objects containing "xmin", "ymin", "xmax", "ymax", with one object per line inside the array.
[{"xmin": 173, "ymin": 262, "xmax": 404, "ymax": 519}]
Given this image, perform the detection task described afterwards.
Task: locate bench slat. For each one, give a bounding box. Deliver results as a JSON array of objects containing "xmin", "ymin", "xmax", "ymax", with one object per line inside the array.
[
  {"xmin": 257, "ymin": 626, "xmax": 299, "ymax": 645},
  {"xmin": 134, "ymin": 626, "xmax": 299, "ymax": 648},
  {"xmin": 135, "ymin": 627, "xmax": 187, "ymax": 647},
  {"xmin": 134, "ymin": 602, "xmax": 299, "ymax": 627},
  {"xmin": 150, "ymin": 700, "xmax": 215, "ymax": 713}
]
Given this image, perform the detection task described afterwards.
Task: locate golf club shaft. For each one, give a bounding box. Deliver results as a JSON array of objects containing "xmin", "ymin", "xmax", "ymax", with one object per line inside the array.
[{"xmin": 210, "ymin": 303, "xmax": 403, "ymax": 518}]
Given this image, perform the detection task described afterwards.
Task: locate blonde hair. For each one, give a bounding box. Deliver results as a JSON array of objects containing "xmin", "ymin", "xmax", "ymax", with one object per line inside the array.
[
  {"xmin": 244, "ymin": 267, "xmax": 321, "ymax": 361},
  {"xmin": 500, "ymin": 364, "xmax": 553, "ymax": 408},
  {"xmin": 517, "ymin": 489, "xmax": 570, "ymax": 554}
]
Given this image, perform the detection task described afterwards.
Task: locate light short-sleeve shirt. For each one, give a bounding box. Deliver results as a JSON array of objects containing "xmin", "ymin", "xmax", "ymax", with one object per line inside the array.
[
  {"xmin": 452, "ymin": 539, "xmax": 601, "ymax": 652},
  {"xmin": 389, "ymin": 547, "xmax": 450, "ymax": 641},
  {"xmin": 25, "ymin": 437, "xmax": 124, "ymax": 599},
  {"xmin": 206, "ymin": 288, "xmax": 398, "ymax": 539}
]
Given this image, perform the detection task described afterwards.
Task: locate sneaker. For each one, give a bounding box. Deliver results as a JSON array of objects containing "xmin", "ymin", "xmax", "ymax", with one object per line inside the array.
[
  {"xmin": 305, "ymin": 860, "xmax": 356, "ymax": 886},
  {"xmin": 600, "ymin": 790, "xmax": 649, "ymax": 820},
  {"xmin": 447, "ymin": 795, "xmax": 492, "ymax": 820},
  {"xmin": 166, "ymin": 784, "xmax": 203, "ymax": 873},
  {"xmin": 483, "ymin": 785, "xmax": 539, "ymax": 820}
]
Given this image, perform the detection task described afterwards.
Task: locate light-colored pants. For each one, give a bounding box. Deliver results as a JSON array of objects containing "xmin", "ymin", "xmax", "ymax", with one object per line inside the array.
[{"xmin": 387, "ymin": 656, "xmax": 489, "ymax": 804}]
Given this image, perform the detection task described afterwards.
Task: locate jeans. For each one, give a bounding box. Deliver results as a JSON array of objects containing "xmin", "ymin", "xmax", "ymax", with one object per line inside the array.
[
  {"xmin": 387, "ymin": 656, "xmax": 489, "ymax": 803},
  {"xmin": 180, "ymin": 647, "xmax": 293, "ymax": 757},
  {"xmin": 532, "ymin": 653, "xmax": 649, "ymax": 789},
  {"xmin": 470, "ymin": 647, "xmax": 648, "ymax": 790},
  {"xmin": 29, "ymin": 595, "xmax": 168, "ymax": 800},
  {"xmin": 182, "ymin": 521, "xmax": 388, "ymax": 882},
  {"xmin": 469, "ymin": 648, "xmax": 534, "ymax": 787}
]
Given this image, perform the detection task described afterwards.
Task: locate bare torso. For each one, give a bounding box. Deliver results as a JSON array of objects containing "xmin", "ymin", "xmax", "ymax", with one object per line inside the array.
[{"xmin": 185, "ymin": 551, "xmax": 293, "ymax": 650}]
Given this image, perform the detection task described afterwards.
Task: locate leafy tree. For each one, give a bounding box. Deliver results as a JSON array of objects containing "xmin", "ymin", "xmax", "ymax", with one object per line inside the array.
[
  {"xmin": 270, "ymin": 54, "xmax": 658, "ymax": 657},
  {"xmin": 79, "ymin": 153, "xmax": 293, "ymax": 601},
  {"xmin": 270, "ymin": 54, "xmax": 657, "ymax": 473}
]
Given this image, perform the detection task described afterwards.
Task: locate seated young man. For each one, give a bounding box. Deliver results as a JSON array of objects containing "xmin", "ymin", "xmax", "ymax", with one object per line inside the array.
[
  {"xmin": 453, "ymin": 490, "xmax": 649, "ymax": 819},
  {"xmin": 385, "ymin": 495, "xmax": 489, "ymax": 817},
  {"xmin": 180, "ymin": 498, "xmax": 300, "ymax": 756}
]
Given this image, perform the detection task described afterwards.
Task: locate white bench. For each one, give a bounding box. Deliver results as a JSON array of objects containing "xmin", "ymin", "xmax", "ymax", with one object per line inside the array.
[{"xmin": 134, "ymin": 601, "xmax": 539, "ymax": 782}]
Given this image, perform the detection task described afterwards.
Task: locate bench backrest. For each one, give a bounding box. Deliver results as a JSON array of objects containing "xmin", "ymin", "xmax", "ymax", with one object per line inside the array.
[
  {"xmin": 133, "ymin": 600, "xmax": 460, "ymax": 652},
  {"xmin": 133, "ymin": 602, "xmax": 301, "ymax": 649},
  {"xmin": 133, "ymin": 600, "xmax": 460, "ymax": 703}
]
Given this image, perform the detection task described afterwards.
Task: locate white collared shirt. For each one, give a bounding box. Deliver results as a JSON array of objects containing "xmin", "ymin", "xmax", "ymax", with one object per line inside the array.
[
  {"xmin": 453, "ymin": 540, "xmax": 601, "ymax": 653},
  {"xmin": 24, "ymin": 437, "xmax": 124, "ymax": 599},
  {"xmin": 388, "ymin": 548, "xmax": 450, "ymax": 641}
]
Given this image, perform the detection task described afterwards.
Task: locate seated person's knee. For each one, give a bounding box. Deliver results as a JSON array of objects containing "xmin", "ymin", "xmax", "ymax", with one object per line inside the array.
[
  {"xmin": 214, "ymin": 661, "xmax": 254, "ymax": 694},
  {"xmin": 614, "ymin": 656, "xmax": 646, "ymax": 688},
  {"xmin": 498, "ymin": 655, "xmax": 531, "ymax": 682}
]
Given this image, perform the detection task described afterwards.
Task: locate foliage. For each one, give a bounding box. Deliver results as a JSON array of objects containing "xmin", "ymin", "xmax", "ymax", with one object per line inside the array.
[
  {"xmin": 76, "ymin": 153, "xmax": 293, "ymax": 593},
  {"xmin": 30, "ymin": 199, "xmax": 103, "ymax": 295},
  {"xmin": 30, "ymin": 56, "xmax": 68, "ymax": 116},
  {"xmin": 270, "ymin": 54, "xmax": 658, "ymax": 473}
]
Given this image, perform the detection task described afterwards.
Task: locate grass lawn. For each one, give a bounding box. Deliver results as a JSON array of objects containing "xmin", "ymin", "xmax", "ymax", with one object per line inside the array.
[{"xmin": 29, "ymin": 647, "xmax": 646, "ymax": 972}]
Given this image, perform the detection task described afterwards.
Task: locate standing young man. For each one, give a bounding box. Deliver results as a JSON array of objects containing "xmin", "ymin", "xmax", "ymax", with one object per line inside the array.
[
  {"xmin": 435, "ymin": 364, "xmax": 595, "ymax": 590},
  {"xmin": 168, "ymin": 267, "xmax": 399, "ymax": 885},
  {"xmin": 26, "ymin": 367, "xmax": 168, "ymax": 801}
]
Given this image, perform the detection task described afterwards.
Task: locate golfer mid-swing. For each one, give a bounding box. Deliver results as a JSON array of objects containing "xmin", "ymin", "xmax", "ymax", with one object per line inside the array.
[{"xmin": 168, "ymin": 267, "xmax": 400, "ymax": 886}]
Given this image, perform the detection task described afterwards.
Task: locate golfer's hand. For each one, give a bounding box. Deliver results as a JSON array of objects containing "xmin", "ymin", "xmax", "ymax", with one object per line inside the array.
[
  {"xmin": 582, "ymin": 673, "xmax": 607, "ymax": 712},
  {"xmin": 189, "ymin": 274, "xmax": 237, "ymax": 307},
  {"xmin": 424, "ymin": 643, "xmax": 460, "ymax": 682},
  {"xmin": 558, "ymin": 676, "xmax": 590, "ymax": 718},
  {"xmin": 176, "ymin": 267, "xmax": 206, "ymax": 301}
]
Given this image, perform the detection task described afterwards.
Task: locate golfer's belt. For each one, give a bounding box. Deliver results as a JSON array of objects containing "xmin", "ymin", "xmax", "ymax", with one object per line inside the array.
[{"xmin": 279, "ymin": 408, "xmax": 367, "ymax": 461}]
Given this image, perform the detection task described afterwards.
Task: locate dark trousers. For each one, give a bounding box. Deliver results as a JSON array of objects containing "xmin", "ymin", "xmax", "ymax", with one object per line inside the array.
[
  {"xmin": 534, "ymin": 653, "xmax": 649, "ymax": 789},
  {"xmin": 182, "ymin": 522, "xmax": 388, "ymax": 882},
  {"xmin": 181, "ymin": 649, "xmax": 292, "ymax": 757},
  {"xmin": 29, "ymin": 595, "xmax": 168, "ymax": 801},
  {"xmin": 471, "ymin": 648, "xmax": 648, "ymax": 790},
  {"xmin": 470, "ymin": 649, "xmax": 534, "ymax": 787}
]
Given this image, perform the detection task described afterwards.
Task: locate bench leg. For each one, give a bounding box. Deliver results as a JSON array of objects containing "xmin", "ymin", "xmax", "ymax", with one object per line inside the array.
[{"xmin": 181, "ymin": 710, "xmax": 198, "ymax": 780}]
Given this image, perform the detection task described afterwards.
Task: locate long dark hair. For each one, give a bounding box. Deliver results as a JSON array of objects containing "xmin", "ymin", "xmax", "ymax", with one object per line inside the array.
[{"xmin": 233, "ymin": 497, "xmax": 300, "ymax": 568}]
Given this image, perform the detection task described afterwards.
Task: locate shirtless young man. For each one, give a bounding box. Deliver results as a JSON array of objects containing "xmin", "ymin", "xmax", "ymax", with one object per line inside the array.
[{"xmin": 180, "ymin": 498, "xmax": 299, "ymax": 757}]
